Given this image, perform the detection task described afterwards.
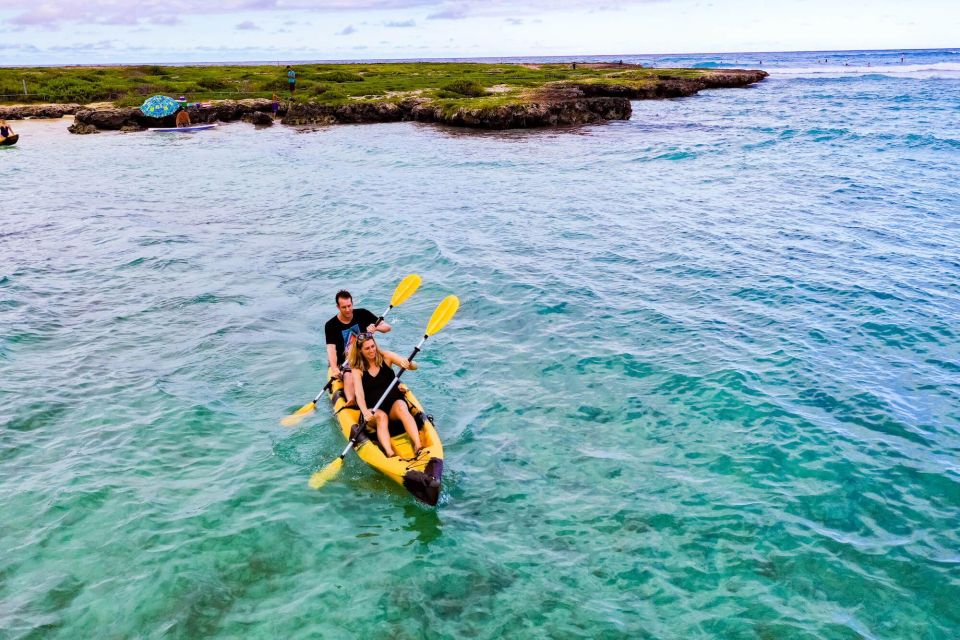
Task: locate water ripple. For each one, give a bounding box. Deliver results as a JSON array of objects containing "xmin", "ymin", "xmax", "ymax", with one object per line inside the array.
[{"xmin": 2, "ymin": 68, "xmax": 960, "ymax": 638}]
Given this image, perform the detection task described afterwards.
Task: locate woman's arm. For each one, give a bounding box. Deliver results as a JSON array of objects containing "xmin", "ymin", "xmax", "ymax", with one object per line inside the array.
[
  {"xmin": 352, "ymin": 370, "xmax": 371, "ymax": 419},
  {"xmin": 383, "ymin": 350, "xmax": 416, "ymax": 370}
]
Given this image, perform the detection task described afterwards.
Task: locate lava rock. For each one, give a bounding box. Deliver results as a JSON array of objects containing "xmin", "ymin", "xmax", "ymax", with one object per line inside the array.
[
  {"xmin": 242, "ymin": 111, "xmax": 274, "ymax": 126},
  {"xmin": 67, "ymin": 122, "xmax": 100, "ymax": 134},
  {"xmin": 73, "ymin": 107, "xmax": 141, "ymax": 130},
  {"xmin": 0, "ymin": 104, "xmax": 81, "ymax": 120}
]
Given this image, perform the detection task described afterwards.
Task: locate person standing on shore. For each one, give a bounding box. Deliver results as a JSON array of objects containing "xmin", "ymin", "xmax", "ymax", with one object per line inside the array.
[
  {"xmin": 325, "ymin": 290, "xmax": 391, "ymax": 406},
  {"xmin": 286, "ymin": 66, "xmax": 297, "ymax": 95}
]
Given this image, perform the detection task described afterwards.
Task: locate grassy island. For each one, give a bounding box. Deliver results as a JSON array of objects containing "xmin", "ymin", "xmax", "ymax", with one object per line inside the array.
[
  {"xmin": 0, "ymin": 63, "xmax": 767, "ymax": 131},
  {"xmin": 0, "ymin": 63, "xmax": 760, "ymax": 106}
]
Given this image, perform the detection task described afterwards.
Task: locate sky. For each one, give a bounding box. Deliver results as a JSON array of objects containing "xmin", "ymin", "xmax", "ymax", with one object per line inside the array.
[{"xmin": 0, "ymin": 0, "xmax": 957, "ymax": 65}]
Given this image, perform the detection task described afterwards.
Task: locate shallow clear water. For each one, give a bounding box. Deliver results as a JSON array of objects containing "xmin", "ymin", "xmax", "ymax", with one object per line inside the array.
[{"xmin": 2, "ymin": 55, "xmax": 960, "ymax": 639}]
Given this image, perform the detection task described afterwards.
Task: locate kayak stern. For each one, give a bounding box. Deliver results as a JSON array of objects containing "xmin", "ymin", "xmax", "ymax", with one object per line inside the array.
[{"xmin": 403, "ymin": 457, "xmax": 444, "ymax": 506}]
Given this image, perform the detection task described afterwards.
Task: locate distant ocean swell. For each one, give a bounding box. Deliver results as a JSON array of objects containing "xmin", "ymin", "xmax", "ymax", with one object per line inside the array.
[{"xmin": 768, "ymin": 62, "xmax": 960, "ymax": 79}]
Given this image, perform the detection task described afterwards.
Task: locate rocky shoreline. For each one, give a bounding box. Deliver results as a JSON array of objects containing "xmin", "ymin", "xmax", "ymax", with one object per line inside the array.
[
  {"xmin": 280, "ymin": 96, "xmax": 632, "ymax": 128},
  {"xmin": 1, "ymin": 69, "xmax": 767, "ymax": 133},
  {"xmin": 62, "ymin": 98, "xmax": 280, "ymax": 134},
  {"xmin": 0, "ymin": 103, "xmax": 82, "ymax": 119}
]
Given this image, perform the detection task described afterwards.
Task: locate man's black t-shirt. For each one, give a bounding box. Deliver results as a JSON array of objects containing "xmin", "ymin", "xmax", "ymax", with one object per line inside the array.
[{"xmin": 325, "ymin": 308, "xmax": 378, "ymax": 364}]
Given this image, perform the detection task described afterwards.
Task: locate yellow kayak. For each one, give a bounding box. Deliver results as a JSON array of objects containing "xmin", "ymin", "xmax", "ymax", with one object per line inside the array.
[{"xmin": 327, "ymin": 367, "xmax": 444, "ymax": 505}]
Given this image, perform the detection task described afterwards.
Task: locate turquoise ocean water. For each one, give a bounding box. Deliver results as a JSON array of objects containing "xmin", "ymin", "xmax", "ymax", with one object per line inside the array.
[{"xmin": 2, "ymin": 49, "xmax": 959, "ymax": 638}]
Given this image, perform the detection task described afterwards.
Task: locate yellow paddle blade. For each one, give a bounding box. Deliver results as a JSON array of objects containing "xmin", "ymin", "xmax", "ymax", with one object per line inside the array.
[
  {"xmin": 308, "ymin": 458, "xmax": 344, "ymax": 489},
  {"xmin": 391, "ymin": 273, "xmax": 421, "ymax": 308},
  {"xmin": 426, "ymin": 295, "xmax": 460, "ymax": 337},
  {"xmin": 280, "ymin": 401, "xmax": 316, "ymax": 427}
]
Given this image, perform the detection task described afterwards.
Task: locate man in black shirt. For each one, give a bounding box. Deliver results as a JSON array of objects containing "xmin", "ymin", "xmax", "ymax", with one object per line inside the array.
[{"xmin": 324, "ymin": 289, "xmax": 390, "ymax": 404}]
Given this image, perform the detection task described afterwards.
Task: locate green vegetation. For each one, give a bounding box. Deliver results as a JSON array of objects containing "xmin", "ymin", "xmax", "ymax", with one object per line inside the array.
[
  {"xmin": 315, "ymin": 71, "xmax": 364, "ymax": 83},
  {"xmin": 0, "ymin": 62, "xmax": 729, "ymax": 107},
  {"xmin": 439, "ymin": 79, "xmax": 486, "ymax": 98}
]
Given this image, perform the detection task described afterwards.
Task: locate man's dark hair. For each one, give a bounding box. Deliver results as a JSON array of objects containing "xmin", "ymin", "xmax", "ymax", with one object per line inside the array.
[{"xmin": 335, "ymin": 290, "xmax": 352, "ymax": 304}]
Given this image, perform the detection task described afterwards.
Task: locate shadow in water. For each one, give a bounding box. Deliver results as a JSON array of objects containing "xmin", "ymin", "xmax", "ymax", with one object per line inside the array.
[{"xmin": 402, "ymin": 501, "xmax": 443, "ymax": 546}]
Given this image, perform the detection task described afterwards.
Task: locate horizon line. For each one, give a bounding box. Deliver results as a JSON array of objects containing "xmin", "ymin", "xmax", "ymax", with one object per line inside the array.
[{"xmin": 2, "ymin": 46, "xmax": 955, "ymax": 69}]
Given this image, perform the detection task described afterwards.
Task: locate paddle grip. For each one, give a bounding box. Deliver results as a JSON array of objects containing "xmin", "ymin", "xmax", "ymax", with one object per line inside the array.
[{"xmin": 371, "ymin": 301, "xmax": 394, "ymax": 331}]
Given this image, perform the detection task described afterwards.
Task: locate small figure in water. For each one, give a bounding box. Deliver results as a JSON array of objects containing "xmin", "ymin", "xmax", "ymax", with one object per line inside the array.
[
  {"xmin": 901, "ymin": 56, "xmax": 905, "ymax": 63},
  {"xmin": 271, "ymin": 93, "xmax": 279, "ymax": 118},
  {"xmin": 0, "ymin": 119, "xmax": 14, "ymax": 139}
]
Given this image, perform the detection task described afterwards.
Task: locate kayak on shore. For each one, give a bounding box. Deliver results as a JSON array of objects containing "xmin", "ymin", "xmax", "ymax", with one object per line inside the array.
[
  {"xmin": 0, "ymin": 134, "xmax": 18, "ymax": 146},
  {"xmin": 148, "ymin": 124, "xmax": 217, "ymax": 133},
  {"xmin": 327, "ymin": 367, "xmax": 444, "ymax": 505}
]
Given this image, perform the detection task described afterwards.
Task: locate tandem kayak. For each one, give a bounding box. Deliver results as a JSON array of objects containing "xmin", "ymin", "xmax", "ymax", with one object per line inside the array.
[
  {"xmin": 327, "ymin": 367, "xmax": 444, "ymax": 505},
  {"xmin": 0, "ymin": 134, "xmax": 18, "ymax": 146},
  {"xmin": 148, "ymin": 124, "xmax": 217, "ymax": 133}
]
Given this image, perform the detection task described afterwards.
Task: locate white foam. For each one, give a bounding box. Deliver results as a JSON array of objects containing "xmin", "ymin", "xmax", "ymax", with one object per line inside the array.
[{"xmin": 769, "ymin": 62, "xmax": 960, "ymax": 80}]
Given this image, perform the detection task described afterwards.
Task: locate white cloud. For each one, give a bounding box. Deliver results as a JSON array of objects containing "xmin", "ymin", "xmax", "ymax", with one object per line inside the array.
[
  {"xmin": 1, "ymin": 0, "xmax": 954, "ymax": 64},
  {"xmin": 3, "ymin": 0, "xmax": 666, "ymax": 27},
  {"xmin": 427, "ymin": 7, "xmax": 469, "ymax": 20},
  {"xmin": 148, "ymin": 16, "xmax": 183, "ymax": 26}
]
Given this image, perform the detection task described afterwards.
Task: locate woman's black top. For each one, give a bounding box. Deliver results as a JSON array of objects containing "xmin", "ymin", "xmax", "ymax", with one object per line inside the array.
[{"xmin": 361, "ymin": 364, "xmax": 404, "ymax": 411}]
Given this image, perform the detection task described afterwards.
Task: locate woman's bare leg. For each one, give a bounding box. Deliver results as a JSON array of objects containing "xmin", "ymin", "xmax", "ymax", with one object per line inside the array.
[
  {"xmin": 390, "ymin": 399, "xmax": 422, "ymax": 454},
  {"xmin": 374, "ymin": 410, "xmax": 395, "ymax": 457}
]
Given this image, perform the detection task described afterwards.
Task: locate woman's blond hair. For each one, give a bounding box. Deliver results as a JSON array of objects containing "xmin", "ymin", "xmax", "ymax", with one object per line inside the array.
[{"xmin": 348, "ymin": 333, "xmax": 383, "ymax": 372}]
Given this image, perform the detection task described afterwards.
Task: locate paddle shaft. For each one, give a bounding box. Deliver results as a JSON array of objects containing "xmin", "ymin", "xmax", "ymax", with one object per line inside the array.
[{"xmin": 335, "ymin": 335, "xmax": 428, "ymax": 459}]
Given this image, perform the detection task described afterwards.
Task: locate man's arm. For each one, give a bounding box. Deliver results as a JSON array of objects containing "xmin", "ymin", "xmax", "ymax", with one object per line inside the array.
[
  {"xmin": 326, "ymin": 344, "xmax": 340, "ymax": 376},
  {"xmin": 364, "ymin": 310, "xmax": 390, "ymax": 334}
]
